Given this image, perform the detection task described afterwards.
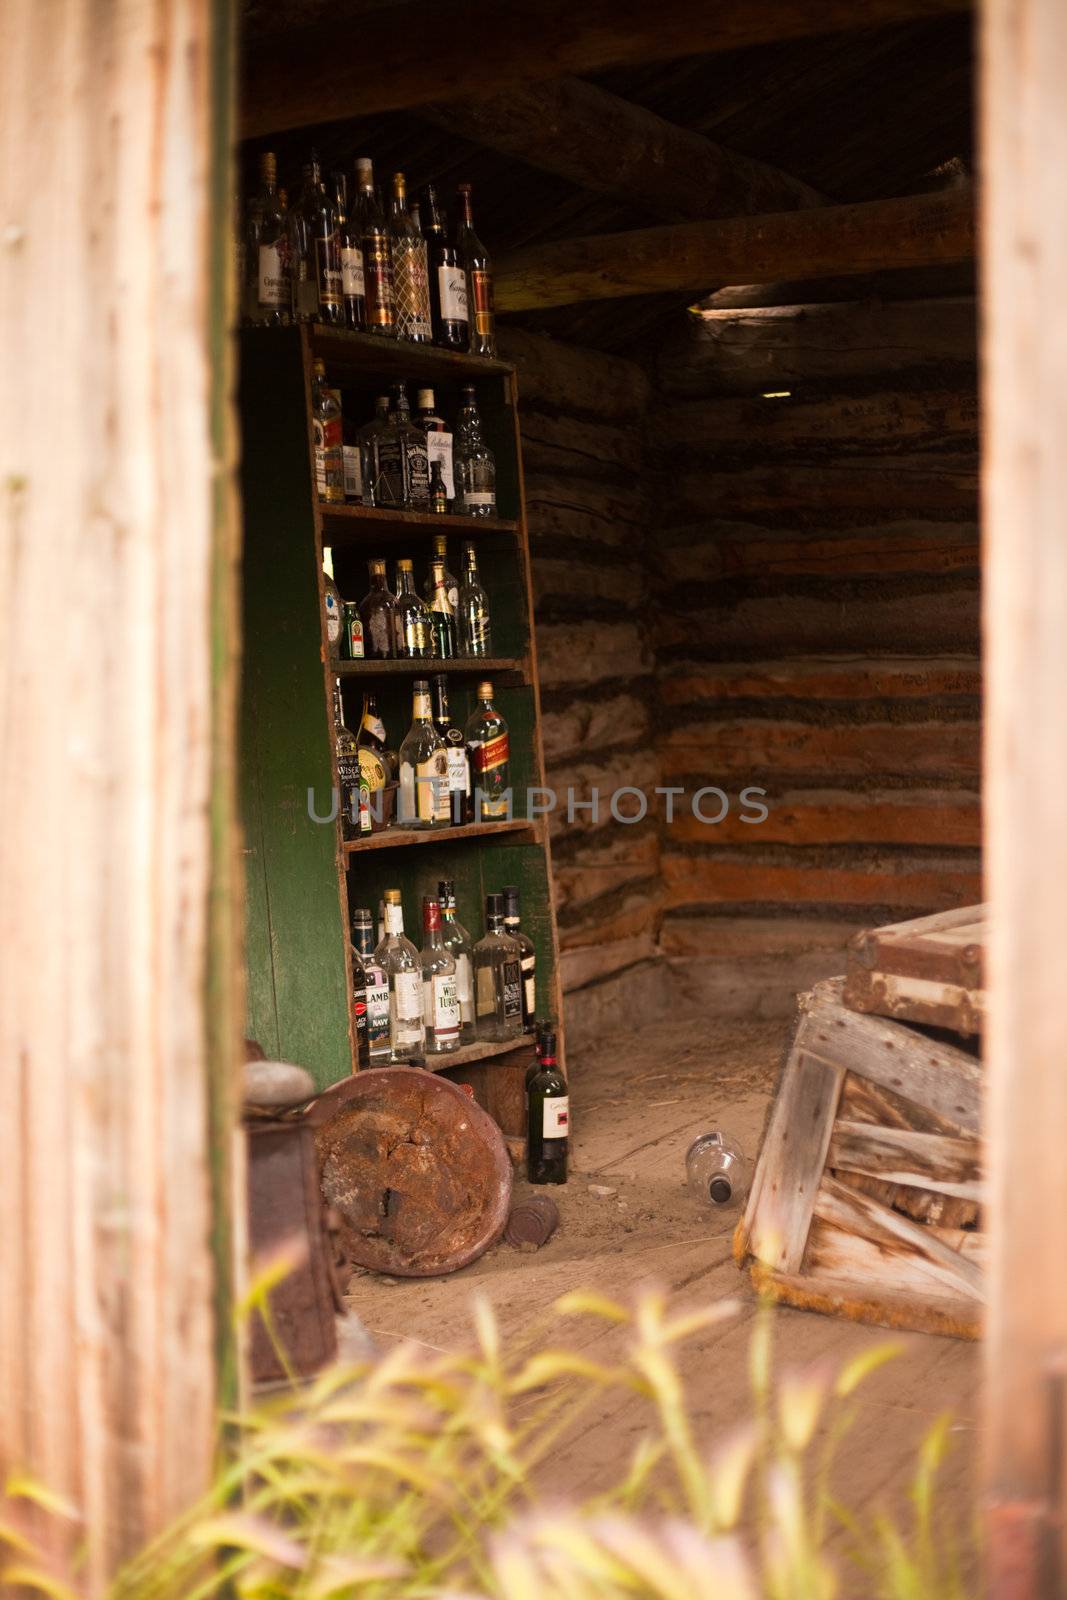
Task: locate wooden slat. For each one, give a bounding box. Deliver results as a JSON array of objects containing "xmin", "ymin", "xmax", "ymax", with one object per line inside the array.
[
  {"xmin": 812, "ymin": 1176, "xmax": 984, "ymax": 1300},
  {"xmin": 656, "ymin": 523, "xmax": 979, "ymax": 581},
  {"xmin": 659, "ymin": 658, "xmax": 982, "ymax": 706},
  {"xmin": 667, "ymin": 791, "xmax": 981, "ymax": 849},
  {"xmin": 828, "ymin": 1120, "xmax": 984, "ymax": 1201},
  {"xmin": 659, "ymin": 720, "xmax": 981, "ymax": 780},
  {"xmin": 754, "ymin": 1263, "xmax": 981, "ymax": 1340},
  {"xmin": 496, "ymin": 190, "xmax": 975, "ymax": 311},
  {"xmin": 661, "ymin": 857, "xmax": 983, "ymax": 915},
  {"xmin": 660, "ymin": 387, "xmax": 978, "ymax": 456}
]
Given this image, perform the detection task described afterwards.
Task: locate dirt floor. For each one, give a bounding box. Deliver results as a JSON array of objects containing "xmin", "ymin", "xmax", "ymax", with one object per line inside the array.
[{"xmin": 344, "ymin": 1013, "xmax": 979, "ymax": 1562}]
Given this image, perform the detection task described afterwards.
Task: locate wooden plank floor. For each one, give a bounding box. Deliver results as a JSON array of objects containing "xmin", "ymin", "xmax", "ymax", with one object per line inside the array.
[{"xmin": 344, "ymin": 1012, "xmax": 978, "ymax": 1557}]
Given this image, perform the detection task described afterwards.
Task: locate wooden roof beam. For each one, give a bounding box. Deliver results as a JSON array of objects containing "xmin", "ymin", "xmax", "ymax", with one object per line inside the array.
[
  {"xmin": 494, "ymin": 186, "xmax": 975, "ymax": 311},
  {"xmin": 420, "ymin": 78, "xmax": 824, "ymax": 222},
  {"xmin": 241, "ymin": 0, "xmax": 973, "ymax": 136}
]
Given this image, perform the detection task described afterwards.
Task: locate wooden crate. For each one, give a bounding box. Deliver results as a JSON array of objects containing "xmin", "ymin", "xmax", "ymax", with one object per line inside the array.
[
  {"xmin": 734, "ymin": 977, "xmax": 984, "ymax": 1339},
  {"xmin": 844, "ymin": 903, "xmax": 985, "ymax": 1036}
]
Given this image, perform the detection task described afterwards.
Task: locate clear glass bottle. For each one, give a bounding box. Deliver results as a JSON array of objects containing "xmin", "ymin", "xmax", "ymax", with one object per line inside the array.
[
  {"xmin": 251, "ymin": 151, "xmax": 290, "ymax": 325},
  {"xmin": 420, "ymin": 897, "xmax": 461, "ymax": 1055},
  {"xmin": 454, "ymin": 386, "xmax": 496, "ymax": 517},
  {"xmin": 390, "ymin": 384, "xmax": 431, "ymax": 507},
  {"xmin": 464, "ymin": 680, "xmax": 510, "ymax": 820},
  {"xmin": 422, "ymin": 183, "xmax": 470, "ymax": 351},
  {"xmin": 455, "ymin": 183, "xmax": 496, "ymax": 357},
  {"xmin": 312, "ymin": 359, "xmax": 344, "ymax": 503},
  {"xmin": 374, "ymin": 889, "xmax": 425, "ymax": 1061},
  {"xmin": 389, "ymin": 171, "xmax": 433, "ymax": 344},
  {"xmin": 331, "ymin": 678, "xmax": 361, "ymax": 842},
  {"xmin": 334, "ymin": 168, "xmax": 366, "ymax": 331},
  {"xmin": 322, "ymin": 547, "xmax": 343, "ymax": 656},
  {"xmin": 431, "ymin": 675, "xmax": 470, "ymax": 825},
  {"xmin": 427, "ymin": 559, "xmax": 457, "ymax": 659},
  {"xmin": 394, "ymin": 559, "xmax": 432, "ymax": 659},
  {"xmin": 527, "ymin": 1028, "xmax": 568, "ymax": 1185},
  {"xmin": 358, "ymin": 557, "xmax": 397, "ymax": 660},
  {"xmin": 353, "ymin": 156, "xmax": 395, "ymax": 337},
  {"xmin": 685, "ymin": 1133, "xmax": 750, "ymax": 1207},
  {"xmin": 398, "ymin": 678, "xmax": 448, "ymax": 827},
  {"xmin": 355, "ymin": 691, "xmax": 394, "ymax": 834},
  {"xmin": 305, "ymin": 152, "xmax": 343, "ymax": 325},
  {"xmin": 439, "ymin": 879, "xmax": 475, "ymax": 1040},
  {"xmin": 502, "ymin": 885, "xmax": 536, "ymax": 1032},
  {"xmin": 473, "ymin": 892, "xmax": 524, "ymax": 1042},
  {"xmin": 457, "ymin": 542, "xmax": 492, "ymax": 657},
  {"xmin": 352, "ymin": 907, "xmax": 390, "ymax": 1061},
  {"xmin": 422, "ymin": 533, "xmax": 459, "ymax": 611},
  {"xmin": 416, "ymin": 387, "xmax": 454, "ymax": 502},
  {"xmin": 288, "ymin": 162, "xmax": 316, "ymax": 322},
  {"xmin": 359, "ymin": 395, "xmax": 392, "ymax": 507}
]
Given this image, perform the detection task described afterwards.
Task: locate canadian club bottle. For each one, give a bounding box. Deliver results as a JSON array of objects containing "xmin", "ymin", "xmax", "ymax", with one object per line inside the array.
[
  {"xmin": 389, "ymin": 172, "xmax": 433, "ymax": 344},
  {"xmin": 336, "ymin": 169, "xmax": 366, "ymax": 330},
  {"xmin": 354, "ymin": 157, "xmax": 395, "ymax": 337},
  {"xmin": 331, "ymin": 678, "xmax": 361, "ymax": 841},
  {"xmin": 431, "ymin": 674, "xmax": 470, "ymax": 824},
  {"xmin": 455, "ymin": 183, "xmax": 496, "ymax": 358},
  {"xmin": 420, "ymin": 897, "xmax": 461, "ymax": 1055},
  {"xmin": 421, "ymin": 182, "xmax": 470, "ymax": 350},
  {"xmin": 502, "ymin": 884, "xmax": 537, "ymax": 1031},
  {"xmin": 527, "ymin": 1028, "xmax": 568, "ymax": 1185},
  {"xmin": 306, "ymin": 154, "xmax": 344, "ymax": 325},
  {"xmin": 352, "ymin": 907, "xmax": 390, "ymax": 1061},
  {"xmin": 473, "ymin": 893, "xmax": 523, "ymax": 1041},
  {"xmin": 464, "ymin": 680, "xmax": 509, "ymax": 820},
  {"xmin": 252, "ymin": 151, "xmax": 290, "ymax": 325}
]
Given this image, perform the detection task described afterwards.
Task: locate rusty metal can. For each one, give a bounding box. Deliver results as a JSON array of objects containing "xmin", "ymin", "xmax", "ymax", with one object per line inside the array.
[{"xmin": 504, "ymin": 1193, "xmax": 559, "ymax": 1249}]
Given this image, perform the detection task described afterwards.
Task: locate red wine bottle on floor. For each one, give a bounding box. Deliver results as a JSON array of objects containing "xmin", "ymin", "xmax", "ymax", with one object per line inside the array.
[{"xmin": 527, "ymin": 1027, "xmax": 567, "ymax": 1184}]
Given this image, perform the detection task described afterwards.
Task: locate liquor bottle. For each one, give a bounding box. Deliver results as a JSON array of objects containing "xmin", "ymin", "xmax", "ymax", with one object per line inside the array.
[
  {"xmin": 352, "ymin": 907, "xmax": 390, "ymax": 1061},
  {"xmin": 389, "ymin": 172, "xmax": 432, "ymax": 344},
  {"xmin": 358, "ymin": 557, "xmax": 397, "ymax": 659},
  {"xmin": 398, "ymin": 678, "xmax": 449, "ymax": 827},
  {"xmin": 465, "ymin": 680, "xmax": 509, "ymax": 820},
  {"xmin": 457, "ymin": 542, "xmax": 492, "ymax": 656},
  {"xmin": 502, "ymin": 885, "xmax": 537, "ymax": 1031},
  {"xmin": 420, "ymin": 897, "xmax": 461, "ymax": 1055},
  {"xmin": 312, "ymin": 361, "xmax": 344, "ymax": 503},
  {"xmin": 359, "ymin": 395, "xmax": 392, "ymax": 507},
  {"xmin": 527, "ymin": 1028, "xmax": 568, "ymax": 1185},
  {"xmin": 322, "ymin": 547, "xmax": 343, "ymax": 655},
  {"xmin": 305, "ymin": 153, "xmax": 344, "ymax": 325},
  {"xmin": 455, "ymin": 183, "xmax": 496, "ymax": 357},
  {"xmin": 356, "ymin": 690, "xmax": 394, "ymax": 775},
  {"xmin": 454, "ymin": 386, "xmax": 497, "ymax": 517},
  {"xmin": 473, "ymin": 893, "xmax": 523, "ymax": 1042},
  {"xmin": 431, "ymin": 674, "xmax": 470, "ymax": 824},
  {"xmin": 389, "ymin": 384, "xmax": 431, "ymax": 507},
  {"xmin": 393, "ymin": 559, "xmax": 432, "ymax": 659},
  {"xmin": 251, "ymin": 151, "xmax": 290, "ymax": 325},
  {"xmin": 374, "ymin": 889, "xmax": 425, "ymax": 1060},
  {"xmin": 349, "ymin": 921, "xmax": 372, "ymax": 1068},
  {"xmin": 354, "ymin": 157, "xmax": 395, "ymax": 337},
  {"xmin": 373, "ymin": 391, "xmax": 408, "ymax": 508},
  {"xmin": 355, "ymin": 691, "xmax": 394, "ymax": 833},
  {"xmin": 439, "ymin": 880, "xmax": 475, "ymax": 1039},
  {"xmin": 416, "ymin": 388, "xmax": 454, "ymax": 502},
  {"xmin": 288, "ymin": 163, "xmax": 316, "ymax": 322},
  {"xmin": 331, "ymin": 678, "xmax": 361, "ymax": 841},
  {"xmin": 526, "ymin": 1019, "xmax": 554, "ymax": 1089},
  {"xmin": 427, "ymin": 559, "xmax": 457, "ymax": 658},
  {"xmin": 421, "ymin": 183, "xmax": 470, "ymax": 351},
  {"xmin": 342, "ymin": 601, "xmax": 365, "ymax": 660},
  {"xmin": 422, "ymin": 533, "xmax": 459, "ymax": 611},
  {"xmin": 429, "ymin": 461, "xmax": 449, "ymax": 514},
  {"xmin": 334, "ymin": 169, "xmax": 366, "ymax": 330}
]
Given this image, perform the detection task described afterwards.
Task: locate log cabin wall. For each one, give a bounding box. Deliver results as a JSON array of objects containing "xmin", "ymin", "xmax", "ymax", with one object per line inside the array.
[
  {"xmin": 500, "ymin": 329, "xmax": 662, "ymax": 1041},
  {"xmin": 650, "ymin": 293, "xmax": 982, "ymax": 1019}
]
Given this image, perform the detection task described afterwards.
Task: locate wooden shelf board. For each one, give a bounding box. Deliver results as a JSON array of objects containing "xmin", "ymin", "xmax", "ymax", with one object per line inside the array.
[
  {"xmin": 308, "ymin": 323, "xmax": 514, "ymax": 381},
  {"xmin": 336, "ymin": 655, "xmax": 526, "ymax": 681},
  {"xmin": 343, "ymin": 818, "xmax": 538, "ymax": 855},
  {"xmin": 425, "ymin": 1035, "xmax": 535, "ymax": 1073},
  {"xmin": 321, "ymin": 503, "xmax": 519, "ymax": 539}
]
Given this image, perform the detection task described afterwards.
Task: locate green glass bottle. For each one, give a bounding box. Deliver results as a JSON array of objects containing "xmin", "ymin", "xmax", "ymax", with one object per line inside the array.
[{"xmin": 527, "ymin": 1027, "xmax": 568, "ymax": 1185}]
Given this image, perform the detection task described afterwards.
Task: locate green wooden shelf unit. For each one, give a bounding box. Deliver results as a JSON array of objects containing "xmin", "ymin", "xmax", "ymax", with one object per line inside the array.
[{"xmin": 239, "ymin": 323, "xmax": 564, "ymax": 1137}]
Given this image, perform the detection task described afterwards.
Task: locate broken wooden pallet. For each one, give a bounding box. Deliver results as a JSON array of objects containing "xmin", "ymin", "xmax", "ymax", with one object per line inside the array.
[
  {"xmin": 734, "ymin": 976, "xmax": 984, "ymax": 1339},
  {"xmin": 844, "ymin": 902, "xmax": 985, "ymax": 1036}
]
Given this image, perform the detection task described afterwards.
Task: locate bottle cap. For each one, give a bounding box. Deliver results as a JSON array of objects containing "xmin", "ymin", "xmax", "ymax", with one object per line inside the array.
[
  {"xmin": 393, "ymin": 171, "xmax": 407, "ymax": 193},
  {"xmin": 478, "ymin": 680, "xmax": 493, "ymax": 699},
  {"xmin": 355, "ymin": 157, "xmax": 374, "ymax": 182},
  {"xmin": 260, "ymin": 150, "xmax": 277, "ymax": 180},
  {"xmin": 457, "ymin": 182, "xmax": 472, "ymax": 196},
  {"xmin": 422, "ymin": 896, "xmax": 442, "ymax": 930},
  {"xmin": 485, "ymin": 892, "xmax": 503, "ymax": 919},
  {"xmin": 397, "ymin": 557, "xmax": 413, "ymax": 570},
  {"xmin": 384, "ymin": 888, "xmax": 402, "ymax": 906},
  {"xmin": 417, "ymin": 388, "xmax": 435, "ymax": 410},
  {"xmin": 351, "ymin": 907, "xmax": 372, "ymax": 924},
  {"xmin": 368, "ymin": 556, "xmax": 386, "ymax": 574},
  {"xmin": 539, "ymin": 1029, "xmax": 558, "ymax": 1060},
  {"xmin": 312, "ymin": 358, "xmax": 326, "ymax": 377},
  {"xmin": 438, "ymin": 878, "xmax": 454, "ymax": 903},
  {"xmin": 412, "ymin": 677, "xmax": 429, "ymax": 693}
]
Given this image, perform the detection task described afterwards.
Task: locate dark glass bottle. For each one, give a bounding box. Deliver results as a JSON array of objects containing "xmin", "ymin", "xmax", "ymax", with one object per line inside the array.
[
  {"xmin": 431, "ymin": 674, "xmax": 470, "ymax": 825},
  {"xmin": 421, "ymin": 182, "xmax": 470, "ymax": 350},
  {"xmin": 352, "ymin": 908, "xmax": 391, "ymax": 1061},
  {"xmin": 455, "ymin": 183, "xmax": 495, "ymax": 358},
  {"xmin": 358, "ymin": 557, "xmax": 397, "ymax": 659},
  {"xmin": 394, "ymin": 559, "xmax": 432, "ymax": 659},
  {"xmin": 526, "ymin": 1019, "xmax": 554, "ymax": 1089},
  {"xmin": 502, "ymin": 884, "xmax": 536, "ymax": 1031},
  {"xmin": 527, "ymin": 1028, "xmax": 568, "ymax": 1185},
  {"xmin": 354, "ymin": 156, "xmax": 395, "ymax": 337},
  {"xmin": 464, "ymin": 679, "xmax": 509, "ymax": 820},
  {"xmin": 335, "ymin": 168, "xmax": 366, "ymax": 330},
  {"xmin": 427, "ymin": 558, "xmax": 457, "ymax": 658},
  {"xmin": 251, "ymin": 151, "xmax": 290, "ymax": 325},
  {"xmin": 305, "ymin": 153, "xmax": 343, "ymax": 325},
  {"xmin": 389, "ymin": 171, "xmax": 433, "ymax": 344}
]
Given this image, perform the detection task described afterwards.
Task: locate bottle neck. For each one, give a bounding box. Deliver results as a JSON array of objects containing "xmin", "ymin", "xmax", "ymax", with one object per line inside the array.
[
  {"xmin": 396, "ymin": 568, "xmax": 416, "ymax": 596},
  {"xmin": 384, "ymin": 902, "xmax": 404, "ymax": 936},
  {"xmin": 411, "ymin": 685, "xmax": 431, "ymax": 721},
  {"xmin": 352, "ymin": 923, "xmax": 375, "ymax": 958},
  {"xmin": 431, "ymin": 678, "xmax": 450, "ymax": 722},
  {"xmin": 422, "ymin": 903, "xmax": 444, "ymax": 942},
  {"xmin": 504, "ymin": 912, "xmax": 519, "ymax": 932},
  {"xmin": 332, "ymin": 681, "xmax": 345, "ymax": 726},
  {"xmin": 369, "ymin": 568, "xmax": 388, "ymax": 592},
  {"xmin": 458, "ymin": 191, "xmax": 474, "ymax": 227},
  {"xmin": 486, "ymin": 913, "xmax": 504, "ymax": 935}
]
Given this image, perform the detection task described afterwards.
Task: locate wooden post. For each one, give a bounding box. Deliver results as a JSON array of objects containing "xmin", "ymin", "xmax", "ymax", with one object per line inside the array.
[
  {"xmin": 0, "ymin": 0, "xmax": 239, "ymax": 1588},
  {"xmin": 981, "ymin": 0, "xmax": 1067, "ymax": 1593}
]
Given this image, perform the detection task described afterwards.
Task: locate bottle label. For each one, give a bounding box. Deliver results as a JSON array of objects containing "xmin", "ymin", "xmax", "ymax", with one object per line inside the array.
[
  {"xmin": 394, "ymin": 242, "xmax": 433, "ymax": 339},
  {"xmin": 425, "ymin": 431, "xmax": 455, "ymax": 499},
  {"xmin": 323, "ymin": 590, "xmax": 341, "ymax": 644},
  {"xmin": 425, "ymin": 973, "xmax": 461, "ymax": 1041},
  {"xmin": 336, "ymin": 753, "xmax": 360, "ymax": 827},
  {"xmin": 314, "ymin": 414, "xmax": 343, "ymax": 499},
  {"xmin": 470, "ymin": 268, "xmax": 494, "ymax": 336},
  {"xmin": 460, "ymin": 490, "xmax": 496, "ymax": 513},
  {"xmin": 342, "ymin": 444, "xmax": 363, "ymax": 500},
  {"xmin": 257, "ymin": 243, "xmax": 287, "ymax": 307},
  {"xmin": 315, "ymin": 234, "xmax": 343, "ymax": 309},
  {"xmin": 366, "ymin": 973, "xmax": 390, "ymax": 1054},
  {"xmin": 363, "ymin": 234, "xmax": 394, "ymax": 326},
  {"xmin": 446, "ymin": 746, "xmax": 470, "ymax": 799},
  {"xmin": 415, "ymin": 751, "xmax": 449, "ymax": 823},
  {"xmin": 472, "ymin": 731, "xmax": 509, "ymax": 777},
  {"xmin": 374, "ymin": 436, "xmax": 406, "ymax": 506},
  {"xmin": 502, "ymin": 957, "xmax": 522, "ymax": 1021},
  {"xmin": 344, "ymin": 609, "xmax": 365, "ymax": 659},
  {"xmin": 362, "ymin": 714, "xmax": 388, "ymax": 745},
  {"xmin": 341, "ymin": 244, "xmax": 365, "ymax": 298},
  {"xmin": 454, "ymin": 952, "xmax": 474, "ymax": 1022},
  {"xmin": 543, "ymin": 1097, "xmax": 569, "ymax": 1138},
  {"xmin": 391, "ymin": 970, "xmax": 423, "ymax": 1049},
  {"xmin": 403, "ymin": 438, "xmax": 431, "ymax": 504},
  {"xmin": 521, "ymin": 954, "xmax": 536, "ymax": 1018},
  {"xmin": 438, "ymin": 265, "xmax": 469, "ymax": 325}
]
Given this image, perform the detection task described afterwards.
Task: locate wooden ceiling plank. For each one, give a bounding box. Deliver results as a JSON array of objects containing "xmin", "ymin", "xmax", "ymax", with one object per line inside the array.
[
  {"xmin": 241, "ymin": 0, "xmax": 973, "ymax": 136},
  {"xmin": 494, "ymin": 186, "xmax": 975, "ymax": 311}
]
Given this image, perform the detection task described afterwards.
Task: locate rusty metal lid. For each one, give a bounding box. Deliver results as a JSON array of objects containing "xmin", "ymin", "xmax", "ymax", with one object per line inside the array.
[
  {"xmin": 504, "ymin": 1193, "xmax": 560, "ymax": 1248},
  {"xmin": 309, "ymin": 1067, "xmax": 512, "ymax": 1278}
]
